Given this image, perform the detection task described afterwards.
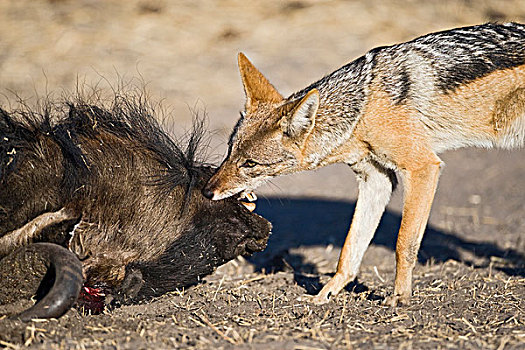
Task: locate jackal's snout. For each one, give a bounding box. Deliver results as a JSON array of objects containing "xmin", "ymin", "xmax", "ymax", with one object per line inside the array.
[
  {"xmin": 202, "ymin": 166, "xmax": 239, "ymax": 201},
  {"xmin": 201, "ymin": 186, "xmax": 215, "ymax": 200},
  {"xmin": 201, "ymin": 175, "xmax": 219, "ymax": 200},
  {"xmin": 203, "ymin": 158, "xmax": 256, "ymax": 201}
]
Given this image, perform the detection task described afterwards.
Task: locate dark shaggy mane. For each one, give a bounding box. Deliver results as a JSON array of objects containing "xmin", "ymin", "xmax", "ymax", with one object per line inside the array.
[{"xmin": 0, "ymin": 89, "xmax": 210, "ymax": 208}]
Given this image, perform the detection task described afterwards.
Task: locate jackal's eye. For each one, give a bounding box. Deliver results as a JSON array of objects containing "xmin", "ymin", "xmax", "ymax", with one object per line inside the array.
[{"xmin": 241, "ymin": 159, "xmax": 258, "ymax": 168}]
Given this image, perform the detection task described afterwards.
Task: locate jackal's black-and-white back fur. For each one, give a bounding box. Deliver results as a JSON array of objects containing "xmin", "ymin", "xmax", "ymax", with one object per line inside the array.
[{"xmin": 286, "ymin": 22, "xmax": 525, "ymax": 157}]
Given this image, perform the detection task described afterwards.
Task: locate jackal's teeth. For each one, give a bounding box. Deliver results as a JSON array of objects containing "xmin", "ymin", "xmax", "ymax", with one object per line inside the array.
[
  {"xmin": 240, "ymin": 191, "xmax": 257, "ymax": 202},
  {"xmin": 241, "ymin": 202, "xmax": 256, "ymax": 212}
]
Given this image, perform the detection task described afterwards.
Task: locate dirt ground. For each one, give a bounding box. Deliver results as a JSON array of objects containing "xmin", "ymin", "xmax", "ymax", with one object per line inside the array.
[{"xmin": 0, "ymin": 0, "xmax": 524, "ymax": 349}]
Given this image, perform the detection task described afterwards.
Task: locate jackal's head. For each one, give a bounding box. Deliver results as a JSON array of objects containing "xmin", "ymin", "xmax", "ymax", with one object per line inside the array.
[{"xmin": 203, "ymin": 53, "xmax": 319, "ymax": 200}]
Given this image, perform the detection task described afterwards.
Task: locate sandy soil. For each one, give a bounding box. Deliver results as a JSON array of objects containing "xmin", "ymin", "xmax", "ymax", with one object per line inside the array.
[{"xmin": 0, "ymin": 0, "xmax": 524, "ymax": 349}]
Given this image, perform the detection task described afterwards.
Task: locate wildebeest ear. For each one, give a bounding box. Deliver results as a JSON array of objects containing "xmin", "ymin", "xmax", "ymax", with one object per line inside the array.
[
  {"xmin": 280, "ymin": 89, "xmax": 319, "ymax": 139},
  {"xmin": 238, "ymin": 52, "xmax": 283, "ymax": 110}
]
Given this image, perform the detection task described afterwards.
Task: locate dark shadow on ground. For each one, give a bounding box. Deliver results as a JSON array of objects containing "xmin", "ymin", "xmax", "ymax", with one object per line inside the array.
[{"xmin": 248, "ymin": 197, "xmax": 525, "ymax": 293}]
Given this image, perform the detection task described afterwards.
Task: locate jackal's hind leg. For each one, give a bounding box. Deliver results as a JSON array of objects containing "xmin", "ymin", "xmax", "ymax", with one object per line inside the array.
[
  {"xmin": 309, "ymin": 160, "xmax": 396, "ymax": 305},
  {"xmin": 384, "ymin": 158, "xmax": 441, "ymax": 306}
]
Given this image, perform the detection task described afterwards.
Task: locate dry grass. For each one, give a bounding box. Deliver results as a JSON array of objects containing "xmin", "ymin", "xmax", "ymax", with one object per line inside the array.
[{"xmin": 1, "ymin": 255, "xmax": 523, "ymax": 349}]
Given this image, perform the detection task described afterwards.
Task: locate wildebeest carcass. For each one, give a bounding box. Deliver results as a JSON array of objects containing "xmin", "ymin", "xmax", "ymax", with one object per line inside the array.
[{"xmin": 0, "ymin": 93, "xmax": 271, "ymax": 321}]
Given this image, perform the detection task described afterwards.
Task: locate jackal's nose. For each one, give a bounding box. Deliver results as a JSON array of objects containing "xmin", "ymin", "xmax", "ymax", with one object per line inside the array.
[{"xmin": 202, "ymin": 187, "xmax": 215, "ymax": 200}]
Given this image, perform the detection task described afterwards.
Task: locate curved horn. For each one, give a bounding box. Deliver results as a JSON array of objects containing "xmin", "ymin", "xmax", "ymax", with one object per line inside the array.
[{"xmin": 9, "ymin": 243, "xmax": 83, "ymax": 321}]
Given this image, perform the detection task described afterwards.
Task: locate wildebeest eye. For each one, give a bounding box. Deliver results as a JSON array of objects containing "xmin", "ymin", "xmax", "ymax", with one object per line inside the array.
[{"xmin": 241, "ymin": 159, "xmax": 258, "ymax": 168}]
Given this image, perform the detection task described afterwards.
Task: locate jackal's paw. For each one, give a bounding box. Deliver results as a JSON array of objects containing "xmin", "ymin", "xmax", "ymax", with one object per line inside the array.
[
  {"xmin": 383, "ymin": 294, "xmax": 411, "ymax": 307},
  {"xmin": 297, "ymin": 291, "xmax": 332, "ymax": 305}
]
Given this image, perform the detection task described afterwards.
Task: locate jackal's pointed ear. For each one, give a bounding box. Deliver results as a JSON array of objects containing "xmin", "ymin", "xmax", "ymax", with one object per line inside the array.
[
  {"xmin": 280, "ymin": 89, "xmax": 319, "ymax": 139},
  {"xmin": 238, "ymin": 52, "xmax": 283, "ymax": 109}
]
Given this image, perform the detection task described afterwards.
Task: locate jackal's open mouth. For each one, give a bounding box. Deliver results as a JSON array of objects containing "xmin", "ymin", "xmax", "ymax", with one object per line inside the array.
[{"xmin": 238, "ymin": 191, "xmax": 258, "ymax": 212}]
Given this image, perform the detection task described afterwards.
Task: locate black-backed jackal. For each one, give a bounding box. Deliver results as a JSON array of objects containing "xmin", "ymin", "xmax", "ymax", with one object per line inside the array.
[{"xmin": 203, "ymin": 22, "xmax": 525, "ymax": 306}]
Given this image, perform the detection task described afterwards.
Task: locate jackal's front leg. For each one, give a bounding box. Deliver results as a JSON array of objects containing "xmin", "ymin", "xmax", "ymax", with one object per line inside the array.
[
  {"xmin": 384, "ymin": 158, "xmax": 442, "ymax": 306},
  {"xmin": 310, "ymin": 160, "xmax": 396, "ymax": 305}
]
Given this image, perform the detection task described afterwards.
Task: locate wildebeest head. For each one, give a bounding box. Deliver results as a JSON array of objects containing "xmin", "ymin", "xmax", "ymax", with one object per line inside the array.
[{"xmin": 0, "ymin": 92, "xmax": 271, "ymax": 320}]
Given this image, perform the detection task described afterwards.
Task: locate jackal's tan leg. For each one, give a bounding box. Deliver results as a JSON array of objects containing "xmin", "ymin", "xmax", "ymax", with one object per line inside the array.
[
  {"xmin": 0, "ymin": 208, "xmax": 78, "ymax": 256},
  {"xmin": 384, "ymin": 159, "xmax": 442, "ymax": 306},
  {"xmin": 310, "ymin": 160, "xmax": 395, "ymax": 305}
]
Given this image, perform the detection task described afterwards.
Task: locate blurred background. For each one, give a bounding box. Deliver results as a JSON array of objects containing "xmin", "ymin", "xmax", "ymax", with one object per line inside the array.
[{"xmin": 0, "ymin": 0, "xmax": 524, "ymax": 243}]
